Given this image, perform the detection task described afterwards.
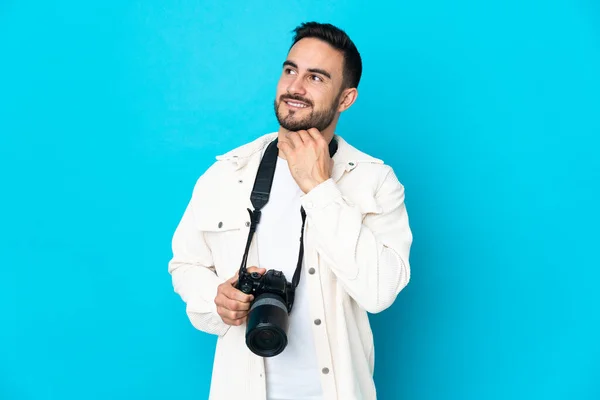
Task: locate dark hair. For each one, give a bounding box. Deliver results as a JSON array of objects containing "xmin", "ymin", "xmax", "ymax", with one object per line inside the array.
[{"xmin": 291, "ymin": 22, "xmax": 362, "ymax": 89}]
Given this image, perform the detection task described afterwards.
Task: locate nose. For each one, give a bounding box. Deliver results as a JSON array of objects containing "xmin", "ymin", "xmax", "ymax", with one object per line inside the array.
[{"xmin": 286, "ymin": 75, "xmax": 307, "ymax": 97}]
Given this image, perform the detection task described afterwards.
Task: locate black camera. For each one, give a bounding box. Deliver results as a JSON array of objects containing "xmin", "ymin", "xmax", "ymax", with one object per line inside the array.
[{"xmin": 236, "ymin": 269, "xmax": 295, "ymax": 357}]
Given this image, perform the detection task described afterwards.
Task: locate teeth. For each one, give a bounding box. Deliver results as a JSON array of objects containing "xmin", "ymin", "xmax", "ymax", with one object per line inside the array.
[{"xmin": 287, "ymin": 101, "xmax": 308, "ymax": 108}]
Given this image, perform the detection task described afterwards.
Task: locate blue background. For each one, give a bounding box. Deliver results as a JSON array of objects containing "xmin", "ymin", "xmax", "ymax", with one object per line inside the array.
[{"xmin": 1, "ymin": 1, "xmax": 599, "ymax": 399}]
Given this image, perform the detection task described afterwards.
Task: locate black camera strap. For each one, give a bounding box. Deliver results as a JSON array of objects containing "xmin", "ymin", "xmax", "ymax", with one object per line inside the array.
[{"xmin": 238, "ymin": 137, "xmax": 338, "ymax": 289}]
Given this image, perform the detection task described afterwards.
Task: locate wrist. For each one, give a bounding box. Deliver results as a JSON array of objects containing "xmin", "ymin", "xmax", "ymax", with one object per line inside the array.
[
  {"xmin": 303, "ymin": 177, "xmax": 327, "ymax": 193},
  {"xmin": 301, "ymin": 179, "xmax": 341, "ymax": 211}
]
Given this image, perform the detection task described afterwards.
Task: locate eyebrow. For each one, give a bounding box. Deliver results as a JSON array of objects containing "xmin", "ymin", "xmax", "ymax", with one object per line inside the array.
[{"xmin": 283, "ymin": 60, "xmax": 332, "ymax": 80}]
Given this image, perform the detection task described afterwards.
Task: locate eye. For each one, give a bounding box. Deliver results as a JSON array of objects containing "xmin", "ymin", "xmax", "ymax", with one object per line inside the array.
[
  {"xmin": 310, "ymin": 74, "xmax": 323, "ymax": 82},
  {"xmin": 284, "ymin": 68, "xmax": 297, "ymax": 75}
]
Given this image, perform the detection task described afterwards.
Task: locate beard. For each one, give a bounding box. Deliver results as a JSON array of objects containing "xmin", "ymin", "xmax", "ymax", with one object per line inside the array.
[{"xmin": 274, "ymin": 91, "xmax": 342, "ymax": 132}]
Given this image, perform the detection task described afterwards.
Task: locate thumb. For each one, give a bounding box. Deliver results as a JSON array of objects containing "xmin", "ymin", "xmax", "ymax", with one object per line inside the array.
[{"xmin": 247, "ymin": 266, "xmax": 267, "ymax": 274}]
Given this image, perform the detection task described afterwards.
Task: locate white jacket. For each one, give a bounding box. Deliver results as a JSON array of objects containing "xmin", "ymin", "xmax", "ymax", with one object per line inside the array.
[{"xmin": 168, "ymin": 132, "xmax": 412, "ymax": 399}]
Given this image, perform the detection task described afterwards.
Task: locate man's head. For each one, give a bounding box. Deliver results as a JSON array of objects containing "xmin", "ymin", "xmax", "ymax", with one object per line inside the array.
[{"xmin": 274, "ymin": 22, "xmax": 362, "ymax": 134}]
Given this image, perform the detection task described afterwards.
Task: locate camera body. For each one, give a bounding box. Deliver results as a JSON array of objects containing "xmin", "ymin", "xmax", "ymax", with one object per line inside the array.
[{"xmin": 237, "ymin": 269, "xmax": 295, "ymax": 312}]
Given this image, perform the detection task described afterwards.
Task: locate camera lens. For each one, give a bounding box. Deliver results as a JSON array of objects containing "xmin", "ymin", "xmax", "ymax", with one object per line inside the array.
[
  {"xmin": 254, "ymin": 329, "xmax": 282, "ymax": 350},
  {"xmin": 258, "ymin": 330, "xmax": 274, "ymax": 342},
  {"xmin": 245, "ymin": 293, "xmax": 289, "ymax": 357}
]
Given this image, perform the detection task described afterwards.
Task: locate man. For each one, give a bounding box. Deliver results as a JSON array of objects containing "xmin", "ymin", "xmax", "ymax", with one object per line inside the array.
[{"xmin": 168, "ymin": 22, "xmax": 412, "ymax": 400}]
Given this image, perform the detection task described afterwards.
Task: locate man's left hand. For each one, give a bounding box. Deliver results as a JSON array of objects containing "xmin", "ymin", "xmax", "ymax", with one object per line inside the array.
[{"xmin": 278, "ymin": 128, "xmax": 333, "ymax": 193}]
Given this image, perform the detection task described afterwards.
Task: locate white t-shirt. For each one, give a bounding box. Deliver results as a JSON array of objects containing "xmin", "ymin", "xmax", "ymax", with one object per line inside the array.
[{"xmin": 256, "ymin": 156, "xmax": 323, "ymax": 400}]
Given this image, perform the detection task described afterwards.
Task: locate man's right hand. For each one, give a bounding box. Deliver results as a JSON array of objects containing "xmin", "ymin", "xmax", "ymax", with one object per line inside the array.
[{"xmin": 214, "ymin": 266, "xmax": 266, "ymax": 326}]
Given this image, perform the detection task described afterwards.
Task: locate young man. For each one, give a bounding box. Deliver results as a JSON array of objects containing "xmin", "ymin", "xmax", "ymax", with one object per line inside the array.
[{"xmin": 168, "ymin": 22, "xmax": 412, "ymax": 400}]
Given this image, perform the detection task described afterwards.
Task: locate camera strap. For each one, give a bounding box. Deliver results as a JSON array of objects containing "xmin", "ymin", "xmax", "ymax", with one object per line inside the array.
[{"xmin": 238, "ymin": 137, "xmax": 338, "ymax": 289}]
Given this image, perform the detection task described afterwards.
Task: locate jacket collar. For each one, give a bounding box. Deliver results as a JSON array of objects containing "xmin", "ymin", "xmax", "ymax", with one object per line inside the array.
[{"xmin": 216, "ymin": 132, "xmax": 383, "ymax": 180}]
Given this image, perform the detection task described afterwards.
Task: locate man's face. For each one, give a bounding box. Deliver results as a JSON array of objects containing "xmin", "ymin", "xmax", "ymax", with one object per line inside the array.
[{"xmin": 274, "ymin": 38, "xmax": 345, "ymax": 132}]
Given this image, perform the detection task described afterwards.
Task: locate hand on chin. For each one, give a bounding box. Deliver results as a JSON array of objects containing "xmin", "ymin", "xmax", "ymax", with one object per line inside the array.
[{"xmin": 277, "ymin": 128, "xmax": 332, "ymax": 194}]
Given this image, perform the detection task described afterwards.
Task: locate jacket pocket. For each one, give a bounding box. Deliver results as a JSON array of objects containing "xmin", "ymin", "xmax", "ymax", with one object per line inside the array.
[{"xmin": 193, "ymin": 209, "xmax": 247, "ymax": 279}]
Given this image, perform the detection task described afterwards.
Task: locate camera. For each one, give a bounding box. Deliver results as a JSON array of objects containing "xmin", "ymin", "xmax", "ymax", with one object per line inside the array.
[{"xmin": 236, "ymin": 269, "xmax": 295, "ymax": 357}]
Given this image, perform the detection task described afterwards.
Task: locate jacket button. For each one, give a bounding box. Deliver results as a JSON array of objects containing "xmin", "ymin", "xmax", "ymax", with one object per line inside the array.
[
  {"xmin": 314, "ymin": 319, "xmax": 321, "ymax": 325},
  {"xmin": 245, "ymin": 221, "xmax": 250, "ymax": 227},
  {"xmin": 322, "ymin": 367, "xmax": 329, "ymax": 374},
  {"xmin": 218, "ymin": 222, "xmax": 223, "ymax": 228},
  {"xmin": 308, "ymin": 268, "xmax": 315, "ymax": 275}
]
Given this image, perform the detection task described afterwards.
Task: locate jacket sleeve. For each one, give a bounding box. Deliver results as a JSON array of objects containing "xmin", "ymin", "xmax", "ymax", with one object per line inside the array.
[
  {"xmin": 168, "ymin": 190, "xmax": 231, "ymax": 336},
  {"xmin": 301, "ymin": 166, "xmax": 412, "ymax": 313}
]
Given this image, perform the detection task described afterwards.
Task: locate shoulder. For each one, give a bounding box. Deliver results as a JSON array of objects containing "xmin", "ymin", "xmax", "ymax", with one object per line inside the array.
[
  {"xmin": 334, "ymin": 135, "xmax": 399, "ymax": 191},
  {"xmin": 215, "ymin": 132, "xmax": 277, "ymax": 162},
  {"xmin": 334, "ymin": 135, "xmax": 382, "ymax": 164},
  {"xmin": 194, "ymin": 132, "xmax": 277, "ymax": 185}
]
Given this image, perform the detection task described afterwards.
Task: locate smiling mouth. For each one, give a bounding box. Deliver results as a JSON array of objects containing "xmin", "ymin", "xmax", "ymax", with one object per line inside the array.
[{"xmin": 282, "ymin": 99, "xmax": 311, "ymax": 109}]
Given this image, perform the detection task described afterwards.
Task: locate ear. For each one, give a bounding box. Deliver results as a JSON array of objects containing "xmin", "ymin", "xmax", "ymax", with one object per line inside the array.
[{"xmin": 337, "ymin": 88, "xmax": 358, "ymax": 112}]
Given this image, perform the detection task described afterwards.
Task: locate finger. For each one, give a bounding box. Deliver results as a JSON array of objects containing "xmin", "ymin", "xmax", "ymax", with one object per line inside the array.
[
  {"xmin": 307, "ymin": 129, "xmax": 327, "ymax": 149},
  {"xmin": 297, "ymin": 130, "xmax": 313, "ymax": 145},
  {"xmin": 215, "ymin": 294, "xmax": 252, "ymax": 313},
  {"xmin": 278, "ymin": 133, "xmax": 295, "ymax": 150},
  {"xmin": 278, "ymin": 139, "xmax": 292, "ymax": 151},
  {"xmin": 223, "ymin": 284, "xmax": 254, "ymax": 303},
  {"xmin": 221, "ymin": 315, "xmax": 246, "ymax": 326},
  {"xmin": 224, "ymin": 297, "xmax": 252, "ymax": 312},
  {"xmin": 277, "ymin": 140, "xmax": 293, "ymax": 158},
  {"xmin": 233, "ymin": 316, "xmax": 247, "ymax": 326},
  {"xmin": 219, "ymin": 276, "xmax": 246, "ymax": 299},
  {"xmin": 222, "ymin": 310, "xmax": 248, "ymax": 324},
  {"xmin": 219, "ymin": 305, "xmax": 249, "ymax": 320},
  {"xmin": 216, "ymin": 285, "xmax": 251, "ymax": 305},
  {"xmin": 306, "ymin": 128, "xmax": 324, "ymax": 143},
  {"xmin": 216, "ymin": 295, "xmax": 250, "ymax": 324},
  {"xmin": 287, "ymin": 131, "xmax": 303, "ymax": 148}
]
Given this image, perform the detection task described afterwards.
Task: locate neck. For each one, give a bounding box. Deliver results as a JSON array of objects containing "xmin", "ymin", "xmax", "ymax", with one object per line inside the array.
[{"xmin": 277, "ymin": 126, "xmax": 335, "ymax": 159}]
